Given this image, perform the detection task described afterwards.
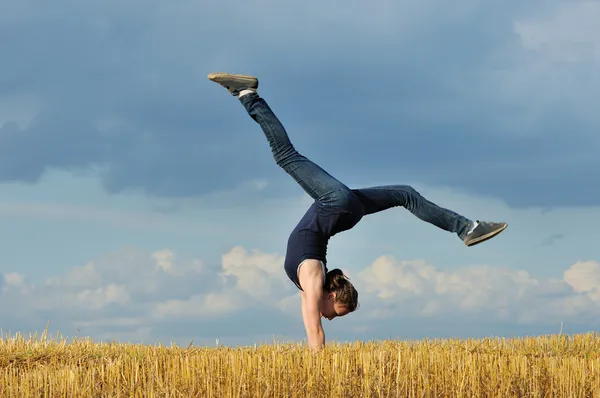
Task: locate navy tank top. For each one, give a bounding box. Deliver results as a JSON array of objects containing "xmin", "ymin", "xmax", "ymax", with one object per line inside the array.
[{"xmin": 283, "ymin": 194, "xmax": 365, "ymax": 290}]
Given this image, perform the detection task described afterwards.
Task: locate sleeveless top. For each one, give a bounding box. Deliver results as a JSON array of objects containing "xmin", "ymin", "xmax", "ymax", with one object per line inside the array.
[{"xmin": 283, "ymin": 196, "xmax": 365, "ymax": 291}]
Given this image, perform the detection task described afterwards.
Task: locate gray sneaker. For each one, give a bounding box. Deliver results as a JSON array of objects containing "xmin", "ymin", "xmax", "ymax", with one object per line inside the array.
[
  {"xmin": 463, "ymin": 221, "xmax": 507, "ymax": 247},
  {"xmin": 207, "ymin": 72, "xmax": 259, "ymax": 96}
]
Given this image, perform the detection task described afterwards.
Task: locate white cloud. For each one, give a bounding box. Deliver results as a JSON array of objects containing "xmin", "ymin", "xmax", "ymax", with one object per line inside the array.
[
  {"xmin": 152, "ymin": 249, "xmax": 175, "ymax": 273},
  {"xmin": 221, "ymin": 246, "xmax": 290, "ymax": 300},
  {"xmin": 1, "ymin": 242, "xmax": 599, "ymax": 345},
  {"xmin": 77, "ymin": 284, "xmax": 130, "ymax": 310},
  {"xmin": 564, "ymin": 261, "xmax": 600, "ymax": 301},
  {"xmin": 0, "ymin": 245, "xmax": 299, "ymax": 342},
  {"xmin": 150, "ymin": 248, "xmax": 204, "ymax": 276},
  {"xmin": 359, "ymin": 256, "xmax": 437, "ymax": 299},
  {"xmin": 356, "ymin": 255, "xmax": 600, "ymax": 325},
  {"xmin": 154, "ymin": 292, "xmax": 242, "ymax": 319},
  {"xmin": 4, "ymin": 272, "xmax": 25, "ymax": 287},
  {"xmin": 64, "ymin": 262, "xmax": 102, "ymax": 288}
]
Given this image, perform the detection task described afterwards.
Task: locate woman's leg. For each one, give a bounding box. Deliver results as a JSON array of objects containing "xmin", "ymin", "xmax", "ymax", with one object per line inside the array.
[
  {"xmin": 239, "ymin": 93, "xmax": 352, "ymax": 208},
  {"xmin": 208, "ymin": 73, "xmax": 351, "ymax": 208},
  {"xmin": 351, "ymin": 185, "xmax": 507, "ymax": 245}
]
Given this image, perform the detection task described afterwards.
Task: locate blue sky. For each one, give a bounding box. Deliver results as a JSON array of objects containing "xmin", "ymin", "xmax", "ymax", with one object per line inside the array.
[{"xmin": 1, "ymin": 0, "xmax": 599, "ymax": 346}]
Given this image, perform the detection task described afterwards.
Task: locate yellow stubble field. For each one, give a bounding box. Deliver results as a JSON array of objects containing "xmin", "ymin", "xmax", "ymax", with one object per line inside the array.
[{"xmin": 1, "ymin": 331, "xmax": 599, "ymax": 397}]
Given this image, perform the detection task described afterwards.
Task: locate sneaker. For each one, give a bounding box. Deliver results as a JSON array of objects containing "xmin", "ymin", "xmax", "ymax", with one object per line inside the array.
[
  {"xmin": 463, "ymin": 221, "xmax": 507, "ymax": 247},
  {"xmin": 207, "ymin": 72, "xmax": 259, "ymax": 96}
]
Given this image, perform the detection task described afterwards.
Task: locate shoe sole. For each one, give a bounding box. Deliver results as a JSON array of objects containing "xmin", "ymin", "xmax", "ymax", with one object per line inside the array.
[
  {"xmin": 465, "ymin": 223, "xmax": 508, "ymax": 247},
  {"xmin": 207, "ymin": 72, "xmax": 257, "ymax": 85}
]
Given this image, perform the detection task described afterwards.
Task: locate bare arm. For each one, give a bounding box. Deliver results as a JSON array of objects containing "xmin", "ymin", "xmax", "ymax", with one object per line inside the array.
[{"xmin": 298, "ymin": 260, "xmax": 325, "ymax": 350}]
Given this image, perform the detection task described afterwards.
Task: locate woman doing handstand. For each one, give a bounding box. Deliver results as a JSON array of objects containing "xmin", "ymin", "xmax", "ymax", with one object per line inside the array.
[{"xmin": 208, "ymin": 72, "xmax": 508, "ymax": 350}]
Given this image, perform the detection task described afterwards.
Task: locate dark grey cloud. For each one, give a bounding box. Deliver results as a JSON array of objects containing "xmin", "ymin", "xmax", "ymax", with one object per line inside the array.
[{"xmin": 0, "ymin": 0, "xmax": 598, "ymax": 207}]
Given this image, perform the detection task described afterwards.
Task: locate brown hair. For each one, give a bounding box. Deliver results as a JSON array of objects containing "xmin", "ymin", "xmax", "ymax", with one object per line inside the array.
[{"xmin": 324, "ymin": 269, "xmax": 359, "ymax": 312}]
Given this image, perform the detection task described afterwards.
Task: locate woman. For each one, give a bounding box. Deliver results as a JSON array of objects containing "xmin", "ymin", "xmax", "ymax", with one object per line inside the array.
[{"xmin": 208, "ymin": 72, "xmax": 508, "ymax": 349}]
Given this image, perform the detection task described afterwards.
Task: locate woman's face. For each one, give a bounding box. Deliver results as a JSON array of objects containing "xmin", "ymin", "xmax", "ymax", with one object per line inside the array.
[{"xmin": 319, "ymin": 292, "xmax": 351, "ymax": 320}]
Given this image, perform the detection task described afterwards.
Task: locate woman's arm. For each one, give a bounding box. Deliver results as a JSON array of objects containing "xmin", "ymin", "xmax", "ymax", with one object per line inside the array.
[{"xmin": 298, "ymin": 260, "xmax": 326, "ymax": 350}]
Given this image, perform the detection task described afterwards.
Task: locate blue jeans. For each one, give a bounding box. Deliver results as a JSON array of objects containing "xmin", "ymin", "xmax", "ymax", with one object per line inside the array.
[{"xmin": 239, "ymin": 93, "xmax": 473, "ymax": 240}]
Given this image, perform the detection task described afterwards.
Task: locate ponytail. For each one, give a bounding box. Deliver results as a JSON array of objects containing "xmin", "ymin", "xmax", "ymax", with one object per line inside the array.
[{"xmin": 325, "ymin": 268, "xmax": 348, "ymax": 291}]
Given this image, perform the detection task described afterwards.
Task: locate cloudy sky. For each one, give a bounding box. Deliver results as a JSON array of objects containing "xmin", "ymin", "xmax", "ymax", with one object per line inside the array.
[{"xmin": 1, "ymin": 0, "xmax": 599, "ymax": 347}]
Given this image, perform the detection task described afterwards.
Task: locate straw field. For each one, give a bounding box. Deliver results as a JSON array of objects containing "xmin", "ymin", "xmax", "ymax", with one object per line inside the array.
[{"xmin": 1, "ymin": 331, "xmax": 599, "ymax": 397}]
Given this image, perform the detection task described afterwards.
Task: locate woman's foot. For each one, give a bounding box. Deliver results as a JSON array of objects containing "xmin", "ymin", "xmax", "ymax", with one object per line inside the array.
[
  {"xmin": 208, "ymin": 72, "xmax": 259, "ymax": 96},
  {"xmin": 463, "ymin": 221, "xmax": 508, "ymax": 247}
]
